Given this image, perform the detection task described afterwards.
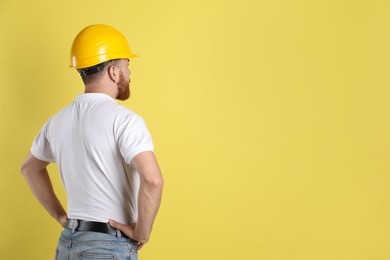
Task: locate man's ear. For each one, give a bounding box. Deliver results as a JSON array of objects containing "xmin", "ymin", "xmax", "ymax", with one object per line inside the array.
[{"xmin": 107, "ymin": 65, "xmax": 120, "ymax": 83}]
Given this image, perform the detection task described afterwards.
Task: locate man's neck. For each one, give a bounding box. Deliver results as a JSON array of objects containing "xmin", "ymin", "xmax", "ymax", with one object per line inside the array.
[{"xmin": 84, "ymin": 82, "xmax": 117, "ymax": 99}]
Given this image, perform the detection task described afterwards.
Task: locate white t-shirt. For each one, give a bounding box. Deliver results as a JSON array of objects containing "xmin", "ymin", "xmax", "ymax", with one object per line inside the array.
[{"xmin": 31, "ymin": 93, "xmax": 154, "ymax": 224}]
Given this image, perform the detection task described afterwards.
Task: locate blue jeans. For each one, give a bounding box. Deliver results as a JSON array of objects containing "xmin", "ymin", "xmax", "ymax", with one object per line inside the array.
[{"xmin": 55, "ymin": 228, "xmax": 138, "ymax": 260}]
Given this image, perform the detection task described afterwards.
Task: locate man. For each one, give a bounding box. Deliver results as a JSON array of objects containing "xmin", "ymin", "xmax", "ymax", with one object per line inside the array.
[{"xmin": 20, "ymin": 24, "xmax": 164, "ymax": 259}]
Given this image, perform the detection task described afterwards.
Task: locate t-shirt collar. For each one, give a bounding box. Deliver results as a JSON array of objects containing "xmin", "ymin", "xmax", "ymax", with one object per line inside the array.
[{"xmin": 76, "ymin": 93, "xmax": 116, "ymax": 103}]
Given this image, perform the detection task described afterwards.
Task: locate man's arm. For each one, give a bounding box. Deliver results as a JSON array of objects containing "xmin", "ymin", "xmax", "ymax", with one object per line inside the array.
[
  {"xmin": 20, "ymin": 152, "xmax": 67, "ymax": 226},
  {"xmin": 109, "ymin": 151, "xmax": 164, "ymax": 248}
]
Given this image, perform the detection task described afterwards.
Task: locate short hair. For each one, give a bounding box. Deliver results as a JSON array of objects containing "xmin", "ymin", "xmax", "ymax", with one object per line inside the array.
[{"xmin": 78, "ymin": 59, "xmax": 121, "ymax": 85}]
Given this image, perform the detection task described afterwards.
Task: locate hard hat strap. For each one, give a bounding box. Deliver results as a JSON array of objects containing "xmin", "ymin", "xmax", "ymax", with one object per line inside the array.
[{"xmin": 78, "ymin": 61, "xmax": 109, "ymax": 78}]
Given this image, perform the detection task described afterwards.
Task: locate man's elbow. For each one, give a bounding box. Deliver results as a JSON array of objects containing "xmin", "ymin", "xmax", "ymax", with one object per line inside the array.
[
  {"xmin": 20, "ymin": 162, "xmax": 29, "ymax": 177},
  {"xmin": 146, "ymin": 174, "xmax": 164, "ymax": 190},
  {"xmin": 152, "ymin": 175, "xmax": 164, "ymax": 189},
  {"xmin": 20, "ymin": 163, "xmax": 36, "ymax": 179}
]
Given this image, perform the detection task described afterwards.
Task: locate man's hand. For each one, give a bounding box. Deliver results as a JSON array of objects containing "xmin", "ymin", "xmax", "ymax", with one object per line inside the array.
[{"xmin": 109, "ymin": 220, "xmax": 145, "ymax": 250}]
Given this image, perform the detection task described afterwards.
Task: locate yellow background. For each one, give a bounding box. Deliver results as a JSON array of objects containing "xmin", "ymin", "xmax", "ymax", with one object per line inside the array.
[{"xmin": 1, "ymin": 0, "xmax": 389, "ymax": 259}]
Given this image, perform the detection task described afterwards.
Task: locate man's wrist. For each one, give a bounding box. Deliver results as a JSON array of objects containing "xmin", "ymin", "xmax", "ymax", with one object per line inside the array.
[
  {"xmin": 57, "ymin": 213, "xmax": 68, "ymax": 227},
  {"xmin": 133, "ymin": 227, "xmax": 150, "ymax": 244}
]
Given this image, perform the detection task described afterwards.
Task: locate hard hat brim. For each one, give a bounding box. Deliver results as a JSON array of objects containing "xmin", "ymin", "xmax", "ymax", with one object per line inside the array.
[{"xmin": 70, "ymin": 52, "xmax": 139, "ymax": 69}]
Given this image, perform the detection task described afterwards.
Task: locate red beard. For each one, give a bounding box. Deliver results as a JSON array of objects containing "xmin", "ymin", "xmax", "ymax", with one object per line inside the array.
[{"xmin": 117, "ymin": 71, "xmax": 130, "ymax": 101}]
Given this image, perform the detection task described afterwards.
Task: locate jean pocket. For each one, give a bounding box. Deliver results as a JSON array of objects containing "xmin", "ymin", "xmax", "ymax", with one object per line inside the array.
[{"xmin": 78, "ymin": 251, "xmax": 117, "ymax": 259}]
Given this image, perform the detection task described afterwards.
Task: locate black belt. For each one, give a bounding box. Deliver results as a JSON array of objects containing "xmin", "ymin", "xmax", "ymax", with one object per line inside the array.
[{"xmin": 65, "ymin": 219, "xmax": 129, "ymax": 239}]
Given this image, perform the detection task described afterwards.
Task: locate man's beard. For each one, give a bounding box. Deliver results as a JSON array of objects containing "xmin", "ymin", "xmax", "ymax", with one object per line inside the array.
[{"xmin": 116, "ymin": 71, "xmax": 130, "ymax": 101}]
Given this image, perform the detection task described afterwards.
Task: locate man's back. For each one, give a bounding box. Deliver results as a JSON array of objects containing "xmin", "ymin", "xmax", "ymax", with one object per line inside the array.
[{"xmin": 32, "ymin": 93, "xmax": 154, "ymax": 224}]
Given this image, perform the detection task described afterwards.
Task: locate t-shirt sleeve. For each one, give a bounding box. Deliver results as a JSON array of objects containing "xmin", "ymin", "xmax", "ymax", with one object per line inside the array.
[
  {"xmin": 116, "ymin": 113, "xmax": 154, "ymax": 165},
  {"xmin": 31, "ymin": 119, "xmax": 56, "ymax": 163}
]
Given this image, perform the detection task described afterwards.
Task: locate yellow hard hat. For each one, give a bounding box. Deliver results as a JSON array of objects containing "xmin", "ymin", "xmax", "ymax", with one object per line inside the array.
[{"xmin": 70, "ymin": 24, "xmax": 138, "ymax": 69}]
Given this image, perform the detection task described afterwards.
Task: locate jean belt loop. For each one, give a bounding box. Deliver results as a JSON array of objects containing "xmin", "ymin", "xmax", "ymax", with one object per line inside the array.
[
  {"xmin": 71, "ymin": 219, "xmax": 79, "ymax": 233},
  {"xmin": 116, "ymin": 229, "xmax": 122, "ymax": 238}
]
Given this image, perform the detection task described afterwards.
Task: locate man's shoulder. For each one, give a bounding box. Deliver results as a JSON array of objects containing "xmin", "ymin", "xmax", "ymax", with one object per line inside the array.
[
  {"xmin": 113, "ymin": 105, "xmax": 145, "ymax": 126},
  {"xmin": 111, "ymin": 103, "xmax": 139, "ymax": 117}
]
